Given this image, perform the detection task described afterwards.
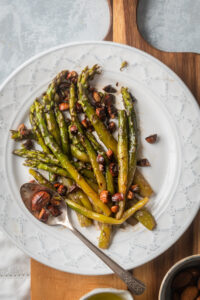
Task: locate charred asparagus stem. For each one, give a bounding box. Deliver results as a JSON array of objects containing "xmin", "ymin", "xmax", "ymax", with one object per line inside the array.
[
  {"xmin": 61, "ymin": 177, "xmax": 92, "ymax": 227},
  {"xmin": 10, "ymin": 129, "xmax": 34, "ymax": 141},
  {"xmin": 66, "ymin": 197, "xmax": 149, "ymax": 224},
  {"xmin": 29, "ymin": 169, "xmax": 56, "ymax": 191},
  {"xmin": 121, "ymin": 87, "xmax": 137, "ymax": 190},
  {"xmin": 43, "ymin": 93, "xmax": 61, "ymax": 146},
  {"xmin": 13, "ymin": 148, "xmax": 60, "ymax": 165},
  {"xmin": 34, "ymin": 100, "xmax": 111, "ymax": 216},
  {"xmin": 116, "ymin": 110, "xmax": 128, "ymax": 219},
  {"xmin": 30, "ymin": 102, "xmax": 56, "ymax": 182},
  {"xmin": 78, "ymin": 66, "xmax": 118, "ymax": 157},
  {"xmin": 54, "ymin": 106, "xmax": 70, "ymax": 155},
  {"xmin": 62, "ymin": 177, "xmax": 93, "ymax": 210},
  {"xmin": 70, "ymin": 144, "xmax": 90, "ymax": 162},
  {"xmin": 70, "ymin": 83, "xmax": 106, "ymax": 192}
]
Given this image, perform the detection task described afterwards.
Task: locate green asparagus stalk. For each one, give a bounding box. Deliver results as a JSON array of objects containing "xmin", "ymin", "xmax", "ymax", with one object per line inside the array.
[
  {"xmin": 66, "ymin": 197, "xmax": 149, "ymax": 224},
  {"xmin": 54, "ymin": 106, "xmax": 70, "ymax": 154},
  {"xmin": 29, "ymin": 169, "xmax": 56, "ymax": 190},
  {"xmin": 121, "ymin": 87, "xmax": 138, "ymax": 190},
  {"xmin": 62, "ymin": 177, "xmax": 93, "ymax": 210},
  {"xmin": 70, "ymin": 83, "xmax": 106, "ymax": 192},
  {"xmin": 61, "ymin": 177, "xmax": 92, "ymax": 227},
  {"xmin": 30, "ymin": 102, "xmax": 56, "ymax": 182},
  {"xmin": 70, "ymin": 144, "xmax": 90, "ymax": 162},
  {"xmin": 43, "ymin": 94, "xmax": 61, "ymax": 146},
  {"xmin": 13, "ymin": 148, "xmax": 60, "ymax": 165},
  {"xmin": 34, "ymin": 100, "xmax": 111, "ymax": 216},
  {"xmin": 116, "ymin": 110, "xmax": 128, "ymax": 219},
  {"xmin": 10, "ymin": 129, "xmax": 34, "ymax": 141},
  {"xmin": 29, "ymin": 103, "xmax": 51, "ymax": 154},
  {"xmin": 78, "ymin": 81, "xmax": 118, "ymax": 157}
]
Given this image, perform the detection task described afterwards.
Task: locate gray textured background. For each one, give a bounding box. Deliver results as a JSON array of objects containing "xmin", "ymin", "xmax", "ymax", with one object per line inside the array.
[{"xmin": 138, "ymin": 0, "xmax": 200, "ymax": 53}]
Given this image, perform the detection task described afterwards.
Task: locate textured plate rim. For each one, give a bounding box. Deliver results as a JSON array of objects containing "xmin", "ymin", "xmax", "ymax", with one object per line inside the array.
[{"xmin": 1, "ymin": 41, "xmax": 200, "ymax": 275}]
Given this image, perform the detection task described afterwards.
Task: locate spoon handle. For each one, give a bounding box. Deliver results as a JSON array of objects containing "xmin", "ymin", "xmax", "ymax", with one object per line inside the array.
[{"xmin": 71, "ymin": 227, "xmax": 145, "ymax": 295}]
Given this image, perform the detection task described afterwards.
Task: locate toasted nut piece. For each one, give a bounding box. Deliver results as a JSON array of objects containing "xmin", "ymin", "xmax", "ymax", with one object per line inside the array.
[
  {"xmin": 18, "ymin": 123, "xmax": 26, "ymax": 132},
  {"xmin": 104, "ymin": 94, "xmax": 115, "ymax": 106},
  {"xmin": 96, "ymin": 107, "xmax": 106, "ymax": 120},
  {"xmin": 130, "ymin": 184, "xmax": 139, "ymax": 192},
  {"xmin": 100, "ymin": 190, "xmax": 111, "ymax": 204},
  {"xmin": 67, "ymin": 71, "xmax": 78, "ymax": 83},
  {"xmin": 99, "ymin": 164, "xmax": 105, "ymax": 172},
  {"xmin": 187, "ymin": 267, "xmax": 200, "ymax": 278},
  {"xmin": 18, "ymin": 124, "xmax": 32, "ymax": 138},
  {"xmin": 197, "ymin": 278, "xmax": 200, "ymax": 290},
  {"xmin": 109, "ymin": 163, "xmax": 118, "ymax": 177},
  {"xmin": 145, "ymin": 134, "xmax": 158, "ymax": 144},
  {"xmin": 57, "ymin": 184, "xmax": 67, "ymax": 196},
  {"xmin": 59, "ymin": 102, "xmax": 69, "ymax": 111},
  {"xmin": 97, "ymin": 154, "xmax": 105, "ymax": 164},
  {"xmin": 50, "ymin": 197, "xmax": 61, "ymax": 206},
  {"xmin": 107, "ymin": 105, "xmax": 117, "ymax": 119},
  {"xmin": 81, "ymin": 119, "xmax": 89, "ymax": 128},
  {"xmin": 23, "ymin": 139, "xmax": 34, "ymax": 150},
  {"xmin": 32, "ymin": 191, "xmax": 51, "ymax": 212},
  {"xmin": 70, "ymin": 125, "xmax": 78, "ymax": 135},
  {"xmin": 111, "ymin": 205, "xmax": 119, "ymax": 213},
  {"xmin": 127, "ymin": 190, "xmax": 134, "ymax": 200},
  {"xmin": 76, "ymin": 102, "xmax": 83, "ymax": 113},
  {"xmin": 93, "ymin": 91, "xmax": 101, "ymax": 103},
  {"xmin": 48, "ymin": 205, "xmax": 62, "ymax": 217},
  {"xmin": 108, "ymin": 121, "xmax": 116, "ymax": 133},
  {"xmin": 103, "ymin": 85, "xmax": 117, "ymax": 93},
  {"xmin": 137, "ymin": 158, "xmax": 151, "ymax": 167},
  {"xmin": 112, "ymin": 193, "xmax": 124, "ymax": 202},
  {"xmin": 54, "ymin": 182, "xmax": 60, "ymax": 189},
  {"xmin": 106, "ymin": 149, "xmax": 114, "ymax": 160},
  {"xmin": 172, "ymin": 271, "xmax": 193, "ymax": 290},
  {"xmin": 67, "ymin": 184, "xmax": 78, "ymax": 194},
  {"xmin": 38, "ymin": 208, "xmax": 49, "ymax": 222},
  {"xmin": 180, "ymin": 286, "xmax": 198, "ymax": 300}
]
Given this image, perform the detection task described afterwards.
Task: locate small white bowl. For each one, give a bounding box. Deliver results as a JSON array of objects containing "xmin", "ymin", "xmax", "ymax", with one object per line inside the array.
[{"xmin": 80, "ymin": 288, "xmax": 134, "ymax": 300}]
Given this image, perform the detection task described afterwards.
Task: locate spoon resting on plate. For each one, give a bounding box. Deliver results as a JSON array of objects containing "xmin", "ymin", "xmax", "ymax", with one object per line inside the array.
[{"xmin": 20, "ymin": 182, "xmax": 145, "ymax": 295}]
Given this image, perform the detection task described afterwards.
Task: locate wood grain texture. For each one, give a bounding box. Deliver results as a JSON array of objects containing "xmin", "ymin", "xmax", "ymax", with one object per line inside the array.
[{"xmin": 31, "ymin": 1, "xmax": 200, "ymax": 299}]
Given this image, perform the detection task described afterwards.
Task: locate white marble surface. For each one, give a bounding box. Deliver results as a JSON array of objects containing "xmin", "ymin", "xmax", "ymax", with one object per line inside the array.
[
  {"xmin": 138, "ymin": 0, "xmax": 200, "ymax": 53},
  {"xmin": 0, "ymin": 0, "xmax": 110, "ymax": 83}
]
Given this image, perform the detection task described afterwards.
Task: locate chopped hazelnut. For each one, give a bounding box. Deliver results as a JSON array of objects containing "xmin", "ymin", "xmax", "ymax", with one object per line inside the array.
[
  {"xmin": 137, "ymin": 158, "xmax": 151, "ymax": 167},
  {"xmin": 108, "ymin": 121, "xmax": 116, "ymax": 133},
  {"xmin": 109, "ymin": 163, "xmax": 118, "ymax": 177},
  {"xmin": 70, "ymin": 125, "xmax": 78, "ymax": 135},
  {"xmin": 97, "ymin": 154, "xmax": 105, "ymax": 164},
  {"xmin": 59, "ymin": 102, "xmax": 69, "ymax": 111},
  {"xmin": 100, "ymin": 190, "xmax": 111, "ymax": 204},
  {"xmin": 106, "ymin": 149, "xmax": 114, "ymax": 160},
  {"xmin": 145, "ymin": 134, "xmax": 158, "ymax": 144},
  {"xmin": 111, "ymin": 205, "xmax": 119, "ymax": 213},
  {"xmin": 96, "ymin": 107, "xmax": 106, "ymax": 121},
  {"xmin": 112, "ymin": 193, "xmax": 124, "ymax": 202}
]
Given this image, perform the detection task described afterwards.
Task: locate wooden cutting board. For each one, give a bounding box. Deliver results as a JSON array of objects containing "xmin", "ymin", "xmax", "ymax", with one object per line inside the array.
[{"xmin": 31, "ymin": 1, "xmax": 200, "ymax": 299}]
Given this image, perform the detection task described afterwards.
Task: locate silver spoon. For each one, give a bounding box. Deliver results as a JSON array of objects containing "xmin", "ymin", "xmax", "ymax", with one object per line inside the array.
[{"xmin": 20, "ymin": 182, "xmax": 145, "ymax": 295}]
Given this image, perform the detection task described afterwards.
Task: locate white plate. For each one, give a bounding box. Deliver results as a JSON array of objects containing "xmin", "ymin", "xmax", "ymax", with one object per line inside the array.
[{"xmin": 0, "ymin": 42, "xmax": 200, "ymax": 275}]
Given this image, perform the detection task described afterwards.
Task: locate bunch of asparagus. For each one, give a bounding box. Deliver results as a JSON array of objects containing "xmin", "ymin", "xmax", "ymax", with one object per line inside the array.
[{"xmin": 11, "ymin": 65, "xmax": 156, "ymax": 249}]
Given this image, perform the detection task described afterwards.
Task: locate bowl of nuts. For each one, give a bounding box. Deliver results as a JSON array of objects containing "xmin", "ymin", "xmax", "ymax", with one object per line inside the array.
[{"xmin": 159, "ymin": 254, "xmax": 200, "ymax": 300}]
